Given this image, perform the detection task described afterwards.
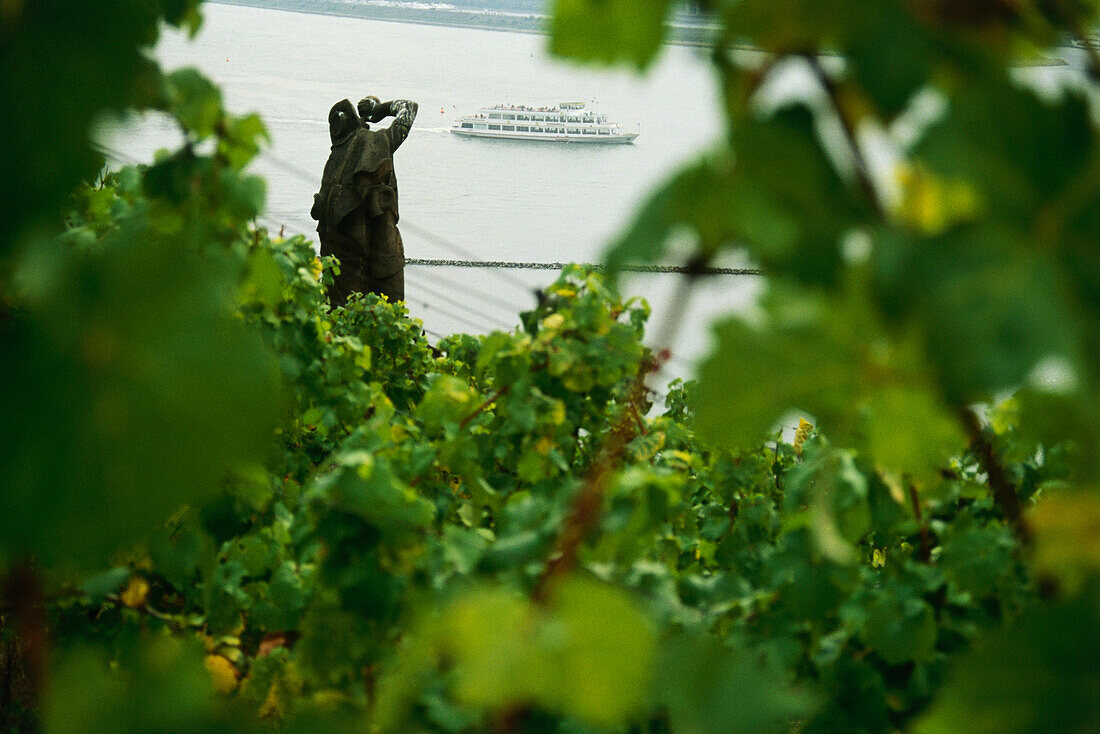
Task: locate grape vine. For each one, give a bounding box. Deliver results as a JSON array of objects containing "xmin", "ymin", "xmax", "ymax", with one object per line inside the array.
[{"xmin": 4, "ymin": 0, "xmax": 1100, "ymax": 732}]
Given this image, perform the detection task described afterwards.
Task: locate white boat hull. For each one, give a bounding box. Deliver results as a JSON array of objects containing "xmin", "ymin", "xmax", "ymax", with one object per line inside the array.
[{"xmin": 450, "ymin": 128, "xmax": 638, "ymax": 144}]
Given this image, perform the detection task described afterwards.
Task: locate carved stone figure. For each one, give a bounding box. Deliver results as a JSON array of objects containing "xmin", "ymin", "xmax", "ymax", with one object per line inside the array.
[{"xmin": 311, "ymin": 96, "xmax": 418, "ymax": 307}]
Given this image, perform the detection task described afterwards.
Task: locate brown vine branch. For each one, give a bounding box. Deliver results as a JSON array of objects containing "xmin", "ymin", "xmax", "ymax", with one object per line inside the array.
[
  {"xmin": 959, "ymin": 407, "xmax": 1031, "ymax": 543},
  {"xmin": 803, "ymin": 53, "xmax": 885, "ymax": 218},
  {"xmin": 1, "ymin": 564, "xmax": 48, "ymax": 719},
  {"xmin": 527, "ymin": 258, "xmax": 695, "ymax": 606},
  {"xmin": 531, "ymin": 356, "xmax": 663, "ymax": 605},
  {"xmin": 460, "ymin": 385, "xmax": 510, "ymax": 430},
  {"xmin": 906, "ymin": 477, "xmax": 933, "ymax": 562}
]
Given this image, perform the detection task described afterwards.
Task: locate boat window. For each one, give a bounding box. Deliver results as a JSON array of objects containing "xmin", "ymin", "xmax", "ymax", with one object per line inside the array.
[
  {"xmin": 461, "ymin": 123, "xmax": 473, "ymax": 129},
  {"xmin": 488, "ymin": 124, "xmax": 501, "ymax": 130},
  {"xmin": 517, "ymin": 126, "xmax": 529, "ymax": 132},
  {"xmin": 474, "ymin": 124, "xmax": 487, "ymax": 130},
  {"xmin": 517, "ymin": 115, "xmax": 528, "ymax": 120},
  {"xmin": 503, "ymin": 114, "xmax": 515, "ymax": 120},
  {"xmin": 583, "ymin": 129, "xmax": 595, "ymax": 134},
  {"xmin": 502, "ymin": 125, "xmax": 515, "ymax": 131},
  {"xmin": 598, "ymin": 129, "xmax": 609, "ymax": 134},
  {"xmin": 489, "ymin": 113, "xmax": 501, "ymax": 119}
]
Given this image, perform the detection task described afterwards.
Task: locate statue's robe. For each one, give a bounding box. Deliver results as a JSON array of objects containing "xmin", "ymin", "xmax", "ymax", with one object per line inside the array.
[{"xmin": 311, "ymin": 99, "xmax": 405, "ymax": 306}]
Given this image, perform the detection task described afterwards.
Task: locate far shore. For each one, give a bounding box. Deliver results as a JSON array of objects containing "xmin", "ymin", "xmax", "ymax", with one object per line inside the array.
[
  {"xmin": 206, "ymin": 0, "xmax": 1071, "ymax": 65},
  {"xmin": 206, "ymin": 0, "xmax": 723, "ymax": 49}
]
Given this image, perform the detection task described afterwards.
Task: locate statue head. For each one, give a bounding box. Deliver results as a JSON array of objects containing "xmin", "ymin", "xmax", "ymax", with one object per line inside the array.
[{"xmin": 328, "ymin": 98, "xmax": 360, "ymax": 145}]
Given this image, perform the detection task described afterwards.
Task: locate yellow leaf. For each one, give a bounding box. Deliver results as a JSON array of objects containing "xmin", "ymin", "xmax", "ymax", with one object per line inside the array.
[
  {"xmin": 119, "ymin": 576, "xmax": 149, "ymax": 608},
  {"xmin": 671, "ymin": 450, "xmax": 694, "ymax": 465},
  {"xmin": 541, "ymin": 313, "xmax": 565, "ymax": 332},
  {"xmin": 893, "ymin": 163, "xmax": 980, "ymax": 235},
  {"xmin": 205, "ymin": 654, "xmax": 239, "ymax": 695},
  {"xmin": 354, "ymin": 347, "xmax": 372, "ymax": 371},
  {"xmin": 1030, "ymin": 490, "xmax": 1100, "ymax": 592},
  {"xmin": 872, "ymin": 548, "xmax": 887, "ymax": 568},
  {"xmin": 793, "ymin": 418, "xmax": 814, "ymax": 455},
  {"xmin": 258, "ymin": 681, "xmax": 282, "ymax": 719}
]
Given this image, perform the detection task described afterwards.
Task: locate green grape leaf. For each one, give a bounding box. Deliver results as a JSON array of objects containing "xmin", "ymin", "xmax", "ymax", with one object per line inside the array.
[
  {"xmin": 43, "ymin": 636, "xmax": 238, "ymax": 734},
  {"xmin": 915, "ymin": 585, "xmax": 1100, "ymax": 734},
  {"xmin": 860, "ymin": 590, "xmax": 937, "ymax": 665},
  {"xmin": 437, "ymin": 578, "xmax": 656, "ymax": 727},
  {"xmin": 78, "ymin": 567, "xmax": 132, "ymax": 603},
  {"xmin": 693, "ymin": 285, "xmax": 959, "ymax": 477},
  {"xmin": 938, "ymin": 519, "xmax": 1015, "ymax": 599},
  {"xmin": 417, "ymin": 374, "xmax": 479, "ymax": 434},
  {"xmin": 310, "ymin": 450, "xmax": 435, "ymax": 531},
  {"xmin": 549, "ymin": 0, "xmax": 674, "ymax": 69},
  {"xmin": 717, "ymin": 0, "xmax": 850, "ymax": 50},
  {"xmin": 0, "ymin": 236, "xmax": 282, "ymax": 568},
  {"xmin": 844, "ymin": 1, "xmax": 936, "ymax": 119},
  {"xmin": 219, "ymin": 113, "xmax": 270, "ymax": 170},
  {"xmin": 162, "ymin": 68, "xmax": 225, "ymax": 140},
  {"xmin": 1030, "ymin": 491, "xmax": 1100, "ymax": 592},
  {"xmin": 919, "ymin": 243, "xmax": 1080, "ymax": 404},
  {"xmin": 605, "ymin": 107, "xmax": 862, "ymax": 286},
  {"xmin": 915, "ymin": 80, "xmax": 1095, "ymax": 228},
  {"xmin": 874, "ymin": 223, "xmax": 1084, "ymax": 404},
  {"xmin": 0, "ymin": 1, "xmax": 200, "ymax": 258},
  {"xmin": 656, "ymin": 630, "xmax": 819, "ymax": 734}
]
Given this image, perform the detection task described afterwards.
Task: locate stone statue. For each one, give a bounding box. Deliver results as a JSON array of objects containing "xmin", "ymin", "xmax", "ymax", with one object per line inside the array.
[{"xmin": 311, "ymin": 95, "xmax": 418, "ymax": 307}]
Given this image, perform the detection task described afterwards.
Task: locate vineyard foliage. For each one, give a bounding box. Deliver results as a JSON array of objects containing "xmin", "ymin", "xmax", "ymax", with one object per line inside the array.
[{"xmin": 2, "ymin": 0, "xmax": 1100, "ymax": 732}]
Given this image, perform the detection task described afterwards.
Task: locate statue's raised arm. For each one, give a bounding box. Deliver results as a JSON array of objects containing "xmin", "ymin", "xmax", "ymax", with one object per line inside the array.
[{"xmin": 358, "ymin": 97, "xmax": 418, "ymax": 151}]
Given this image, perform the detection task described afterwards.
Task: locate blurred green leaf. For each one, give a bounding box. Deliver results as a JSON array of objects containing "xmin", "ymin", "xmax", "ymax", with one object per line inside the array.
[
  {"xmin": 844, "ymin": 1, "xmax": 935, "ymax": 119},
  {"xmin": 717, "ymin": 0, "xmax": 849, "ymax": 50},
  {"xmin": 915, "ymin": 584, "xmax": 1100, "ymax": 734},
  {"xmin": 0, "ymin": 234, "xmax": 282, "ymax": 567},
  {"xmin": 43, "ymin": 636, "xmax": 239, "ymax": 734},
  {"xmin": 860, "ymin": 588, "xmax": 937, "ymax": 665},
  {"xmin": 656, "ymin": 630, "xmax": 819, "ymax": 734},
  {"xmin": 694, "ymin": 284, "xmax": 960, "ymax": 476},
  {"xmin": 0, "ymin": 1, "xmax": 202, "ymax": 258},
  {"xmin": 436, "ymin": 577, "xmax": 657, "ymax": 726},
  {"xmin": 915, "ymin": 81, "xmax": 1095, "ymax": 228},
  {"xmin": 163, "ymin": 68, "xmax": 224, "ymax": 139},
  {"xmin": 549, "ymin": 0, "xmax": 674, "ymax": 69},
  {"xmin": 606, "ymin": 107, "xmax": 862, "ymax": 286},
  {"xmin": 1030, "ymin": 491, "xmax": 1100, "ymax": 592}
]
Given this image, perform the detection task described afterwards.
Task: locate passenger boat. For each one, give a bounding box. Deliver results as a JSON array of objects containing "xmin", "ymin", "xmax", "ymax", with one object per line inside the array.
[{"xmin": 450, "ymin": 102, "xmax": 639, "ymax": 144}]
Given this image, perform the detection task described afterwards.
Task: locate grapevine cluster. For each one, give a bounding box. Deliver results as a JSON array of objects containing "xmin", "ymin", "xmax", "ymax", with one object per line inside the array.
[{"xmin": 4, "ymin": 0, "xmax": 1100, "ymax": 732}]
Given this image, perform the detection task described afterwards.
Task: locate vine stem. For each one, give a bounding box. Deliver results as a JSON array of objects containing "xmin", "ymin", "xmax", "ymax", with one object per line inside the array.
[
  {"xmin": 959, "ymin": 407, "xmax": 1031, "ymax": 543},
  {"xmin": 460, "ymin": 385, "xmax": 510, "ymax": 430},
  {"xmin": 802, "ymin": 51, "xmax": 1039, "ymax": 551},
  {"xmin": 802, "ymin": 53, "xmax": 885, "ymax": 218},
  {"xmin": 528, "ymin": 259, "xmax": 695, "ymax": 606},
  {"xmin": 906, "ymin": 478, "xmax": 933, "ymax": 562},
  {"xmin": 1, "ymin": 564, "xmax": 48, "ymax": 717},
  {"xmin": 531, "ymin": 352, "xmax": 667, "ymax": 605}
]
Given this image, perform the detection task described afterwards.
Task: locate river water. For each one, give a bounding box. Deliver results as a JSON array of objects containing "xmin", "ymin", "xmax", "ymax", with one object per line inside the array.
[{"xmin": 98, "ymin": 2, "xmax": 1090, "ymax": 381}]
